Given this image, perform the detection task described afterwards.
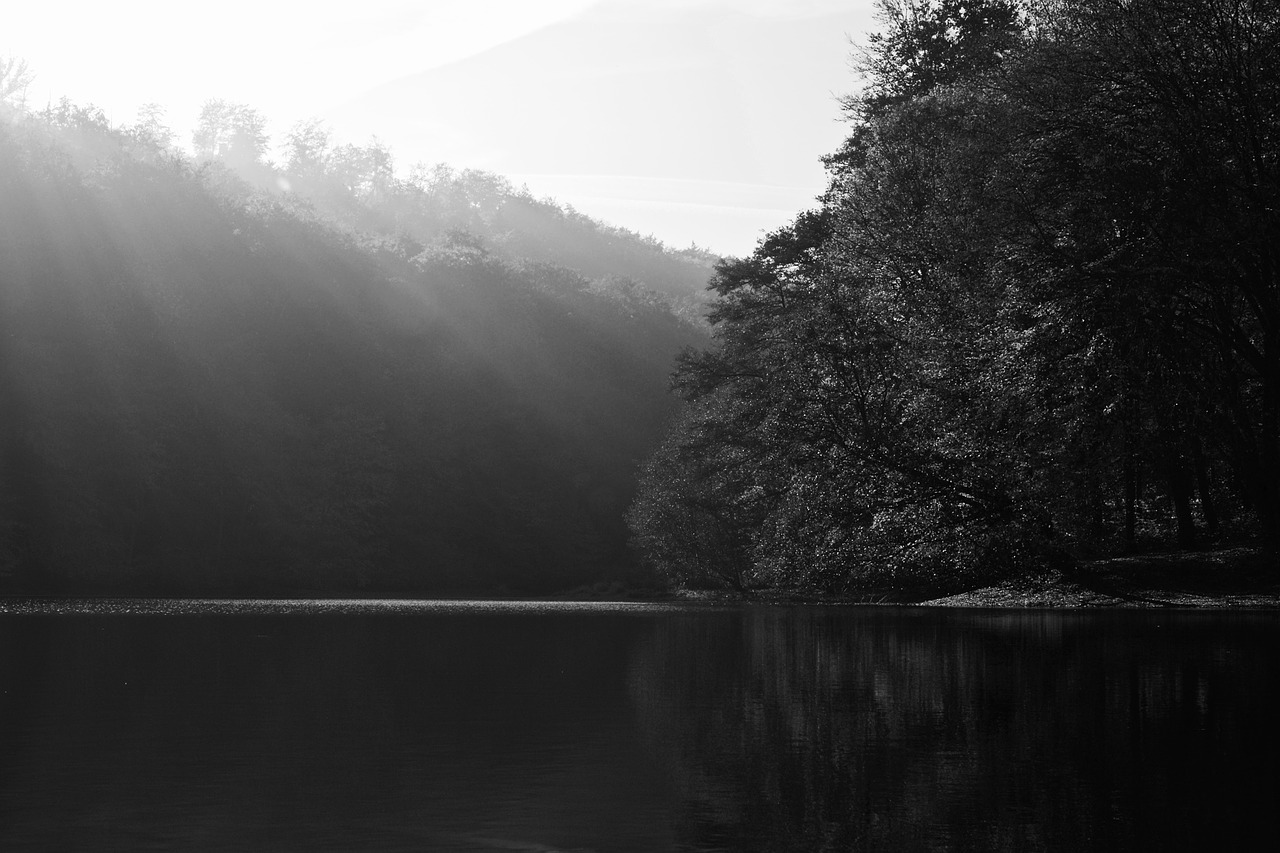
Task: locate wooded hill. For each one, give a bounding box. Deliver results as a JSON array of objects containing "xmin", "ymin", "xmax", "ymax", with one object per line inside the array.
[
  {"xmin": 630, "ymin": 0, "xmax": 1279, "ymax": 595},
  {"xmin": 0, "ymin": 96, "xmax": 710, "ymax": 595}
]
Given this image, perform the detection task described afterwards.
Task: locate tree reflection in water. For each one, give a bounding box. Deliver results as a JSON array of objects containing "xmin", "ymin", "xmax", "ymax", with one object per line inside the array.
[{"xmin": 628, "ymin": 608, "xmax": 1280, "ymax": 852}]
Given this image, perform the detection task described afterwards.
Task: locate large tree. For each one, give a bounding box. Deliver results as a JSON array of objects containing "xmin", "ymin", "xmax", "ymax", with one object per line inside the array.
[
  {"xmin": 630, "ymin": 0, "xmax": 1278, "ymax": 593},
  {"xmin": 985, "ymin": 0, "xmax": 1280, "ymax": 545},
  {"xmin": 193, "ymin": 99, "xmax": 270, "ymax": 167}
]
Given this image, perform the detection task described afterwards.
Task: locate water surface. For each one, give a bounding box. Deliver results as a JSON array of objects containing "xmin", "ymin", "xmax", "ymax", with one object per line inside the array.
[{"xmin": 2, "ymin": 600, "xmax": 1277, "ymax": 850}]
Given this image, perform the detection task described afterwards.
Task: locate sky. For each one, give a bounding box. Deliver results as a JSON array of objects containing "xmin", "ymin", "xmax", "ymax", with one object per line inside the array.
[{"xmin": 5, "ymin": 0, "xmax": 877, "ymax": 255}]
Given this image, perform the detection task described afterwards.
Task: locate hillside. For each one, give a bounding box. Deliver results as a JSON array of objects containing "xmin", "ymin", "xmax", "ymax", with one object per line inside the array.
[
  {"xmin": 0, "ymin": 102, "xmax": 708, "ymax": 596},
  {"xmin": 323, "ymin": 1, "xmax": 862, "ymax": 253},
  {"xmin": 627, "ymin": 0, "xmax": 1278, "ymax": 595}
]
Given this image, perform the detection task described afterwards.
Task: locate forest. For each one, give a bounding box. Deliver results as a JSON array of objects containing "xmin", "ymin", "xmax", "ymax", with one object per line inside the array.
[
  {"xmin": 0, "ymin": 69, "xmax": 711, "ymax": 595},
  {"xmin": 629, "ymin": 0, "xmax": 1280, "ymax": 594},
  {"xmin": 2, "ymin": 0, "xmax": 1275, "ymax": 599}
]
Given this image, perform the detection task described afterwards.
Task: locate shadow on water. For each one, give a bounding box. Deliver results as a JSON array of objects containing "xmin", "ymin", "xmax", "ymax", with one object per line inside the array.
[
  {"xmin": 628, "ymin": 607, "xmax": 1280, "ymax": 851},
  {"xmin": 1, "ymin": 601, "xmax": 1278, "ymax": 851}
]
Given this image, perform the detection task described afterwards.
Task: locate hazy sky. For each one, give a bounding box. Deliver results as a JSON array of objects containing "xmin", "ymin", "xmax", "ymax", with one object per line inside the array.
[{"xmin": 6, "ymin": 0, "xmax": 876, "ymax": 254}]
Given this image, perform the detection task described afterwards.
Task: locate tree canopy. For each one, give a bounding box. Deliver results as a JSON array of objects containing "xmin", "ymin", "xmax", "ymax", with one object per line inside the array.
[
  {"xmin": 0, "ymin": 92, "xmax": 710, "ymax": 596},
  {"xmin": 629, "ymin": 0, "xmax": 1279, "ymax": 594}
]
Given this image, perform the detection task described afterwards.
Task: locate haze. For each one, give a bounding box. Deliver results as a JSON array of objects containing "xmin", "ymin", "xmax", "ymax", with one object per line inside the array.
[{"xmin": 6, "ymin": 0, "xmax": 876, "ymax": 255}]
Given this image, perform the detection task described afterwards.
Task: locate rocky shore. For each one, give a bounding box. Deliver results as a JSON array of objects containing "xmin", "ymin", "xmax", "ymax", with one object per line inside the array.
[{"xmin": 921, "ymin": 545, "xmax": 1279, "ymax": 608}]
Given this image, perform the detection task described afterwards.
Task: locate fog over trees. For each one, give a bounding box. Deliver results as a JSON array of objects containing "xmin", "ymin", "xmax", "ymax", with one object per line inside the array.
[
  {"xmin": 0, "ymin": 84, "xmax": 711, "ymax": 595},
  {"xmin": 2, "ymin": 0, "xmax": 1275, "ymax": 598}
]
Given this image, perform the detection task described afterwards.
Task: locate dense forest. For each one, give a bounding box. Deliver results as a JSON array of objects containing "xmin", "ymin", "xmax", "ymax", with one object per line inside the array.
[
  {"xmin": 0, "ymin": 74, "xmax": 711, "ymax": 595},
  {"xmin": 629, "ymin": 0, "xmax": 1279, "ymax": 594},
  {"xmin": 3, "ymin": 0, "xmax": 1275, "ymax": 600}
]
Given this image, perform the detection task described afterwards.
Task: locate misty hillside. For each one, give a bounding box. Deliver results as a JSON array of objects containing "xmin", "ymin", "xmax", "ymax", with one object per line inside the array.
[
  {"xmin": 283, "ymin": 155, "xmax": 718, "ymax": 318},
  {"xmin": 0, "ymin": 102, "xmax": 708, "ymax": 596},
  {"xmin": 324, "ymin": 2, "xmax": 857, "ymax": 249},
  {"xmin": 328, "ymin": 5, "xmax": 846, "ymax": 182}
]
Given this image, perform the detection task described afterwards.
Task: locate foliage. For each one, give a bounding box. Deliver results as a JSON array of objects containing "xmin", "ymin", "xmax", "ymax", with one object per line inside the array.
[
  {"xmin": 0, "ymin": 55, "xmax": 34, "ymax": 107},
  {"xmin": 273, "ymin": 120, "xmax": 719, "ymax": 315},
  {"xmin": 629, "ymin": 0, "xmax": 1278, "ymax": 593},
  {"xmin": 0, "ymin": 98, "xmax": 706, "ymax": 595}
]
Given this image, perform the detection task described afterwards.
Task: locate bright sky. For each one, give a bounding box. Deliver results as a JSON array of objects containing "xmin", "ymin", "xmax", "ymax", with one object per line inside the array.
[
  {"xmin": 6, "ymin": 1, "xmax": 599, "ymax": 134},
  {"xmin": 5, "ymin": 0, "xmax": 875, "ymax": 255}
]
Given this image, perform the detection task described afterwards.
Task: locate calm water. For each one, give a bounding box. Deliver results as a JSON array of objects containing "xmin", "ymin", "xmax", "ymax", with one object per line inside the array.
[{"xmin": 1, "ymin": 600, "xmax": 1277, "ymax": 851}]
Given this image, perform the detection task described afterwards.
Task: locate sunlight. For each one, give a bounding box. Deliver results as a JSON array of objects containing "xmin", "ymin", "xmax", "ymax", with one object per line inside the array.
[
  {"xmin": 2, "ymin": 3, "xmax": 1276, "ymax": 847},
  {"xmin": 4, "ymin": 1, "xmax": 874, "ymax": 254},
  {"xmin": 4, "ymin": 0, "xmax": 596, "ymax": 145}
]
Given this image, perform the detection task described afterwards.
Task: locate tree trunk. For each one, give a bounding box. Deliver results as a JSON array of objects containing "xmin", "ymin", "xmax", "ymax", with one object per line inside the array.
[
  {"xmin": 1163, "ymin": 444, "xmax": 1198, "ymax": 550},
  {"xmin": 1122, "ymin": 401, "xmax": 1139, "ymax": 550},
  {"xmin": 1259, "ymin": 334, "xmax": 1280, "ymax": 550},
  {"xmin": 1191, "ymin": 439, "xmax": 1219, "ymax": 539},
  {"xmin": 1123, "ymin": 456, "xmax": 1137, "ymax": 550}
]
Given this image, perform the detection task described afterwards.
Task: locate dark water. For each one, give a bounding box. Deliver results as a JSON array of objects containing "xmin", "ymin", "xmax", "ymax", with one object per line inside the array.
[{"xmin": 1, "ymin": 601, "xmax": 1277, "ymax": 851}]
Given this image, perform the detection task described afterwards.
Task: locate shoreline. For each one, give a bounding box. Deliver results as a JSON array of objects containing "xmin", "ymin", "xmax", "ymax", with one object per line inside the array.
[
  {"xmin": 661, "ymin": 544, "xmax": 1280, "ymax": 608},
  {"xmin": 1, "ymin": 546, "xmax": 1275, "ymax": 610},
  {"xmin": 920, "ymin": 545, "xmax": 1279, "ymax": 608}
]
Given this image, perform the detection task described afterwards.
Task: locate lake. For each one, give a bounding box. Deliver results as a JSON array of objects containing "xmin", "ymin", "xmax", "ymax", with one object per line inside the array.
[{"xmin": 1, "ymin": 600, "xmax": 1277, "ymax": 851}]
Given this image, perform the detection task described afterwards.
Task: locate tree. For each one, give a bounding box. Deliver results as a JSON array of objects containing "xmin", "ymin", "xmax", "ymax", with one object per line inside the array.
[
  {"xmin": 853, "ymin": 0, "xmax": 1025, "ymax": 117},
  {"xmin": 628, "ymin": 398, "xmax": 761, "ymax": 591},
  {"xmin": 131, "ymin": 103, "xmax": 175, "ymax": 150},
  {"xmin": 327, "ymin": 138, "xmax": 394, "ymax": 200},
  {"xmin": 193, "ymin": 99, "xmax": 269, "ymax": 167},
  {"xmin": 631, "ymin": 0, "xmax": 1280, "ymax": 592},
  {"xmin": 283, "ymin": 118, "xmax": 331, "ymax": 179},
  {"xmin": 628, "ymin": 1, "xmax": 1062, "ymax": 592},
  {"xmin": 0, "ymin": 55, "xmax": 34, "ymax": 107},
  {"xmin": 991, "ymin": 0, "xmax": 1280, "ymax": 545}
]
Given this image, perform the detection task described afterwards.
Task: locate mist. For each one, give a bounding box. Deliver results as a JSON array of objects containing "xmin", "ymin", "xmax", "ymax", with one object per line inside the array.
[{"xmin": 0, "ymin": 89, "xmax": 711, "ymax": 595}]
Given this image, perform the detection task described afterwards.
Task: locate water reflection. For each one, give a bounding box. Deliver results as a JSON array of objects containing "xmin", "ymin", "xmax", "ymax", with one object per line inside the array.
[
  {"xmin": 628, "ymin": 608, "xmax": 1280, "ymax": 851},
  {"xmin": 0, "ymin": 610, "xmax": 678, "ymax": 852},
  {"xmin": 0, "ymin": 603, "xmax": 1276, "ymax": 851}
]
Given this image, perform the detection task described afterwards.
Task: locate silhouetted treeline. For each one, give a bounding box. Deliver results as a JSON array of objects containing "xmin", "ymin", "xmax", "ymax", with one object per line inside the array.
[
  {"xmin": 0, "ymin": 95, "xmax": 708, "ymax": 595},
  {"xmin": 217, "ymin": 111, "xmax": 718, "ymax": 322},
  {"xmin": 630, "ymin": 0, "xmax": 1279, "ymax": 593}
]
